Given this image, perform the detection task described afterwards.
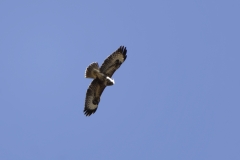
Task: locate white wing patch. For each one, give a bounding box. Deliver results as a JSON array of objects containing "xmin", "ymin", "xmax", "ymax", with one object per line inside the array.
[{"xmin": 115, "ymin": 53, "xmax": 125, "ymax": 63}]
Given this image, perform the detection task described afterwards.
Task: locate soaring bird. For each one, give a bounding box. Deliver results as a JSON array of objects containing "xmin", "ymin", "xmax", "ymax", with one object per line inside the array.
[{"xmin": 84, "ymin": 46, "xmax": 127, "ymax": 116}]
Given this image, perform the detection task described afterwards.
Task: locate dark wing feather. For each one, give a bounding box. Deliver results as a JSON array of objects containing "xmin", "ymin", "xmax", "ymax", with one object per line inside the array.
[
  {"xmin": 84, "ymin": 79, "xmax": 106, "ymax": 116},
  {"xmin": 100, "ymin": 46, "xmax": 127, "ymax": 77}
]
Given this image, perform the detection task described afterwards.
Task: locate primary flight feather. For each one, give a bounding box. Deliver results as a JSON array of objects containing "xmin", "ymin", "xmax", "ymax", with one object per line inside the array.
[{"xmin": 84, "ymin": 46, "xmax": 127, "ymax": 116}]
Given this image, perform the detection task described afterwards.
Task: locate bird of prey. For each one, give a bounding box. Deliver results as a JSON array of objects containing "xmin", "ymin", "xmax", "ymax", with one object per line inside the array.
[{"xmin": 84, "ymin": 46, "xmax": 127, "ymax": 116}]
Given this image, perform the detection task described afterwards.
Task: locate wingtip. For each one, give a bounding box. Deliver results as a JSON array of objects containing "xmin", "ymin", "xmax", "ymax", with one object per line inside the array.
[
  {"xmin": 118, "ymin": 46, "xmax": 127, "ymax": 60},
  {"xmin": 83, "ymin": 108, "xmax": 97, "ymax": 116}
]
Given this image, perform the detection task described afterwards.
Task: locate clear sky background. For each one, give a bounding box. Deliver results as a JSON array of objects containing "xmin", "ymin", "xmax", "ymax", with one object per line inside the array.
[{"xmin": 0, "ymin": 0, "xmax": 240, "ymax": 159}]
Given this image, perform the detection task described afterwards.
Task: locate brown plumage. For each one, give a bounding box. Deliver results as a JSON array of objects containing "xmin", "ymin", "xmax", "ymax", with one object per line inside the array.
[{"xmin": 84, "ymin": 46, "xmax": 127, "ymax": 116}]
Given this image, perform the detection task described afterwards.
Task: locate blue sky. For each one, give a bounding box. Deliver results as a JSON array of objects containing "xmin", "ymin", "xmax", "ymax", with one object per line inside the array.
[{"xmin": 1, "ymin": 0, "xmax": 240, "ymax": 159}]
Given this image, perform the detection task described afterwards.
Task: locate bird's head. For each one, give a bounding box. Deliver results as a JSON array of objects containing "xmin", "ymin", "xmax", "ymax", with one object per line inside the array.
[{"xmin": 105, "ymin": 77, "xmax": 115, "ymax": 86}]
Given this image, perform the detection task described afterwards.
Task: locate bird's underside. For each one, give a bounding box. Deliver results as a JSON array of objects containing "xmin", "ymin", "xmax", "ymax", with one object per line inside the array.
[{"xmin": 84, "ymin": 46, "xmax": 127, "ymax": 116}]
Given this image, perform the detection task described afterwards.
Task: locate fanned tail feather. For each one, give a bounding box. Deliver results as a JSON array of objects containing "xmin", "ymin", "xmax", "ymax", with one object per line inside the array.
[{"xmin": 85, "ymin": 62, "xmax": 100, "ymax": 78}]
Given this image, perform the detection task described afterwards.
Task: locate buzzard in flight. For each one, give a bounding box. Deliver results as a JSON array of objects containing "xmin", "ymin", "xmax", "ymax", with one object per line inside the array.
[{"xmin": 84, "ymin": 46, "xmax": 127, "ymax": 116}]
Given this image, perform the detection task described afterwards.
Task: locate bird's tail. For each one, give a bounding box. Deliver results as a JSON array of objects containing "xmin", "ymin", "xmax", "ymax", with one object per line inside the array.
[{"xmin": 85, "ymin": 62, "xmax": 100, "ymax": 79}]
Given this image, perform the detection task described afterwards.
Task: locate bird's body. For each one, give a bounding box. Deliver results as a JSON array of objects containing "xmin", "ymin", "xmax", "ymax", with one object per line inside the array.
[
  {"xmin": 84, "ymin": 46, "xmax": 127, "ymax": 116},
  {"xmin": 85, "ymin": 62, "xmax": 115, "ymax": 86}
]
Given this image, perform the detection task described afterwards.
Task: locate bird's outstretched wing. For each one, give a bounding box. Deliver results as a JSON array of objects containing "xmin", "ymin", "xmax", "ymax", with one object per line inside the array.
[
  {"xmin": 84, "ymin": 79, "xmax": 106, "ymax": 116},
  {"xmin": 100, "ymin": 46, "xmax": 127, "ymax": 78}
]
